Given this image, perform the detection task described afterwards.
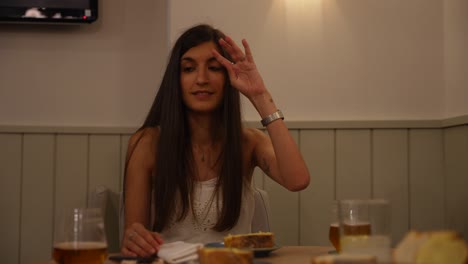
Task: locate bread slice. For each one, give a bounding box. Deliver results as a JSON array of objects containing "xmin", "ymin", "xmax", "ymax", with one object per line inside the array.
[
  {"xmin": 198, "ymin": 247, "xmax": 253, "ymax": 264},
  {"xmin": 393, "ymin": 230, "xmax": 468, "ymax": 264},
  {"xmin": 224, "ymin": 232, "xmax": 274, "ymax": 248},
  {"xmin": 416, "ymin": 231, "xmax": 468, "ymax": 264},
  {"xmin": 393, "ymin": 231, "xmax": 431, "ymax": 263},
  {"xmin": 312, "ymin": 254, "xmax": 377, "ymax": 264}
]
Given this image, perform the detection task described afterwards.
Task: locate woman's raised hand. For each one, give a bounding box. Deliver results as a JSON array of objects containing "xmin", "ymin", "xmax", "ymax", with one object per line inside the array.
[
  {"xmin": 121, "ymin": 222, "xmax": 164, "ymax": 257},
  {"xmin": 212, "ymin": 36, "xmax": 267, "ymax": 101}
]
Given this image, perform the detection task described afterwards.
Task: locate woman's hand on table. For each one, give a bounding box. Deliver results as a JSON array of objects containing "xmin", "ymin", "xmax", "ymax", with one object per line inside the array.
[{"xmin": 121, "ymin": 222, "xmax": 164, "ymax": 257}]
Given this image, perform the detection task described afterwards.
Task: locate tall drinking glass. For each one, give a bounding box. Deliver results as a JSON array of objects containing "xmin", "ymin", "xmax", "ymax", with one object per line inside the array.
[
  {"xmin": 53, "ymin": 208, "xmax": 108, "ymax": 264},
  {"xmin": 338, "ymin": 199, "xmax": 391, "ymax": 262}
]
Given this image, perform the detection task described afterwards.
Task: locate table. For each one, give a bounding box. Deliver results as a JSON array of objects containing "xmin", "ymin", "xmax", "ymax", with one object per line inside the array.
[
  {"xmin": 256, "ymin": 246, "xmax": 333, "ymax": 263},
  {"xmin": 40, "ymin": 246, "xmax": 333, "ymax": 264},
  {"xmin": 106, "ymin": 246, "xmax": 333, "ymax": 264}
]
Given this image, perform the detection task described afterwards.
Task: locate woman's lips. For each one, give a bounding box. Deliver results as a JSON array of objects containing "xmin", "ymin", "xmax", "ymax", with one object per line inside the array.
[{"xmin": 192, "ymin": 91, "xmax": 213, "ymax": 99}]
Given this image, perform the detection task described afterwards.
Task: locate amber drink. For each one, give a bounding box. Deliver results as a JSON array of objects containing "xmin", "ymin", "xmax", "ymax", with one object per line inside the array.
[
  {"xmin": 328, "ymin": 223, "xmax": 340, "ymax": 251},
  {"xmin": 53, "ymin": 208, "xmax": 107, "ymax": 264},
  {"xmin": 53, "ymin": 242, "xmax": 107, "ymax": 264},
  {"xmin": 343, "ymin": 221, "xmax": 371, "ymax": 236},
  {"xmin": 328, "ymin": 201, "xmax": 340, "ymax": 251}
]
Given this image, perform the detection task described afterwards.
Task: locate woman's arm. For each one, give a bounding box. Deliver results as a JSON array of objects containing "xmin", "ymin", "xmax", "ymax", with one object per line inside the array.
[
  {"xmin": 249, "ymin": 93, "xmax": 310, "ymax": 191},
  {"xmin": 213, "ymin": 36, "xmax": 310, "ymax": 191},
  {"xmin": 121, "ymin": 128, "xmax": 163, "ymax": 257},
  {"xmin": 243, "ymin": 98, "xmax": 311, "ymax": 192}
]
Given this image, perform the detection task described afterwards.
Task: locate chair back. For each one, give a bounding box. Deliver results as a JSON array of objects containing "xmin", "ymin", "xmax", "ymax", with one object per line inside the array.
[
  {"xmin": 251, "ymin": 188, "xmax": 272, "ymax": 232},
  {"xmin": 88, "ymin": 185, "xmax": 120, "ymax": 253}
]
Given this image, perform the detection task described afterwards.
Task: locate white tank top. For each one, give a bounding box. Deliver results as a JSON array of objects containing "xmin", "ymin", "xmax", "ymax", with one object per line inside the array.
[{"xmin": 160, "ymin": 178, "xmax": 255, "ymax": 244}]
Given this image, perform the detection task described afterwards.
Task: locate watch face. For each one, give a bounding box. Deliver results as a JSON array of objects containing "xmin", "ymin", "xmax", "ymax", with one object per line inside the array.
[{"xmin": 261, "ymin": 110, "xmax": 284, "ymax": 126}]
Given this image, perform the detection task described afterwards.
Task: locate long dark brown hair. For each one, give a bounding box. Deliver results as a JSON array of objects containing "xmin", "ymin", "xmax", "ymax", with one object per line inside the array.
[{"xmin": 124, "ymin": 24, "xmax": 244, "ymax": 232}]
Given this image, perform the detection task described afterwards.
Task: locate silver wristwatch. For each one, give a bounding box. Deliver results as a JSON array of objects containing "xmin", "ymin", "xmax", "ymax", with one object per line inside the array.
[{"xmin": 261, "ymin": 110, "xmax": 284, "ymax": 127}]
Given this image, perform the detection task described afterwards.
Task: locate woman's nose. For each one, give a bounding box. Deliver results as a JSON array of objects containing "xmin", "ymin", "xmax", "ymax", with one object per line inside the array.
[{"xmin": 196, "ymin": 67, "xmax": 209, "ymax": 84}]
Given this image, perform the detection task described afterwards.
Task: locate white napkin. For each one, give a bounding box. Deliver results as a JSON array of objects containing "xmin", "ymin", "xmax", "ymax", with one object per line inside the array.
[{"xmin": 157, "ymin": 241, "xmax": 204, "ymax": 264}]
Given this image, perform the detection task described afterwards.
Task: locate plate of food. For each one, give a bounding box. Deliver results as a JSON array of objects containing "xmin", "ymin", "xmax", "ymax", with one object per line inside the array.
[{"xmin": 205, "ymin": 231, "xmax": 281, "ymax": 258}]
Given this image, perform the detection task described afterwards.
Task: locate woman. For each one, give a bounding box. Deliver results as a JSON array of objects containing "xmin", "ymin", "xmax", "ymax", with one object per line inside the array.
[{"xmin": 121, "ymin": 24, "xmax": 310, "ymax": 257}]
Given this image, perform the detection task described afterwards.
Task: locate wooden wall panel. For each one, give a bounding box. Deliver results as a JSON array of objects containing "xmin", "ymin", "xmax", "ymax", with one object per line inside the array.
[
  {"xmin": 0, "ymin": 134, "xmax": 22, "ymax": 264},
  {"xmin": 120, "ymin": 135, "xmax": 131, "ymax": 191},
  {"xmin": 336, "ymin": 130, "xmax": 372, "ymax": 200},
  {"xmin": 444, "ymin": 125, "xmax": 468, "ymax": 240},
  {"xmin": 2, "ymin": 122, "xmax": 468, "ymax": 263},
  {"xmin": 299, "ymin": 130, "xmax": 335, "ymax": 246},
  {"xmin": 409, "ymin": 129, "xmax": 445, "ymax": 230},
  {"xmin": 372, "ymin": 129, "xmax": 409, "ymax": 245},
  {"xmin": 118, "ymin": 135, "xmax": 131, "ymax": 247},
  {"xmin": 88, "ymin": 135, "xmax": 121, "ymax": 193},
  {"xmin": 54, "ymin": 135, "xmax": 88, "ymax": 225},
  {"xmin": 88, "ymin": 135, "xmax": 121, "ymax": 253},
  {"xmin": 253, "ymin": 130, "xmax": 267, "ymax": 189},
  {"xmin": 20, "ymin": 134, "xmax": 55, "ymax": 264},
  {"xmin": 264, "ymin": 130, "xmax": 300, "ymax": 246}
]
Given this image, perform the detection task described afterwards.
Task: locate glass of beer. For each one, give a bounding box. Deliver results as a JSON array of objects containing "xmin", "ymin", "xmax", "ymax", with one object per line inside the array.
[
  {"xmin": 338, "ymin": 199, "xmax": 391, "ymax": 262},
  {"xmin": 53, "ymin": 208, "xmax": 108, "ymax": 264},
  {"xmin": 328, "ymin": 201, "xmax": 340, "ymax": 252}
]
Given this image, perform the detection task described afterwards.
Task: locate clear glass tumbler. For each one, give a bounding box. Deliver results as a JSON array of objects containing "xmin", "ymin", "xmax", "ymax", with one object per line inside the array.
[
  {"xmin": 338, "ymin": 199, "xmax": 391, "ymax": 262},
  {"xmin": 52, "ymin": 208, "xmax": 108, "ymax": 264}
]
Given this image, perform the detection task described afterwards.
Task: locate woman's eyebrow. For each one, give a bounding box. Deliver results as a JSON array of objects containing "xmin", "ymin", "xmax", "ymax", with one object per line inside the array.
[
  {"xmin": 207, "ymin": 57, "xmax": 218, "ymax": 63},
  {"xmin": 181, "ymin": 57, "xmax": 195, "ymax": 63},
  {"xmin": 181, "ymin": 56, "xmax": 218, "ymax": 63}
]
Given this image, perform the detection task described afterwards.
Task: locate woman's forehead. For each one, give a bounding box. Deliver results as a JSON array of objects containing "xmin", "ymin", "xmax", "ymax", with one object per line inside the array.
[{"xmin": 181, "ymin": 41, "xmax": 220, "ymax": 61}]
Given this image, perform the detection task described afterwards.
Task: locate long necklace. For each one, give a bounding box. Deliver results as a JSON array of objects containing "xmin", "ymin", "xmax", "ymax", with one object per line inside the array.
[{"xmin": 195, "ymin": 145, "xmax": 208, "ymax": 163}]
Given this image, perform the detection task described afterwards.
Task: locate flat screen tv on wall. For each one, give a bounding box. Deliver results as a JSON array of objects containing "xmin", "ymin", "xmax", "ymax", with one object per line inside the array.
[{"xmin": 0, "ymin": 0, "xmax": 98, "ymax": 24}]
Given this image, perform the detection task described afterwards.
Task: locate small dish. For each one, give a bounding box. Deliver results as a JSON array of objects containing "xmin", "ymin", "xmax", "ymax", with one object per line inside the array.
[{"xmin": 204, "ymin": 242, "xmax": 281, "ymax": 258}]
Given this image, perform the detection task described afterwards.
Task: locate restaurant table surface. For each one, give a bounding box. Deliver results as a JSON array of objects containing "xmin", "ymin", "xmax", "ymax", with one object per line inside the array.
[
  {"xmin": 107, "ymin": 246, "xmax": 333, "ymax": 264},
  {"xmin": 40, "ymin": 246, "xmax": 333, "ymax": 264}
]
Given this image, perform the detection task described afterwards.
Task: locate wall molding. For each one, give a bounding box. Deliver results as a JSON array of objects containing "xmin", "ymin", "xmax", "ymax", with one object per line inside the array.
[{"xmin": 1, "ymin": 114, "xmax": 467, "ymax": 134}]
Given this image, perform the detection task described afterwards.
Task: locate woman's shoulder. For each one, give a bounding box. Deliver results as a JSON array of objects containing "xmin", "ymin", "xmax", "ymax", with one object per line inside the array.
[
  {"xmin": 128, "ymin": 126, "xmax": 160, "ymax": 150},
  {"xmin": 242, "ymin": 127, "xmax": 267, "ymax": 145}
]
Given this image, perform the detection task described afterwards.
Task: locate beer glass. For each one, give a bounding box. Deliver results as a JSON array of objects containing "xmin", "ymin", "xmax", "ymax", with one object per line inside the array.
[
  {"xmin": 53, "ymin": 208, "xmax": 108, "ymax": 264},
  {"xmin": 328, "ymin": 201, "xmax": 340, "ymax": 252},
  {"xmin": 338, "ymin": 199, "xmax": 391, "ymax": 262}
]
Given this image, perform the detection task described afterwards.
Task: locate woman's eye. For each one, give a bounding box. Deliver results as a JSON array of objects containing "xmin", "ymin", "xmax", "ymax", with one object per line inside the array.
[
  {"xmin": 182, "ymin": 66, "xmax": 195, "ymax": 73},
  {"xmin": 209, "ymin": 66, "xmax": 223, "ymax": 71}
]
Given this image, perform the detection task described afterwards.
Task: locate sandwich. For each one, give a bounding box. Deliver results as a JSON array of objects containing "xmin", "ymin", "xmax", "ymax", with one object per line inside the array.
[
  {"xmin": 198, "ymin": 247, "xmax": 253, "ymax": 264},
  {"xmin": 224, "ymin": 231, "xmax": 275, "ymax": 248},
  {"xmin": 393, "ymin": 230, "xmax": 468, "ymax": 264}
]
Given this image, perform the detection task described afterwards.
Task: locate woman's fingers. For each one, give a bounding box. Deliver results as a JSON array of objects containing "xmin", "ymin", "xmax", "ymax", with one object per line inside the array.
[
  {"xmin": 212, "ymin": 48, "xmax": 233, "ymax": 67},
  {"xmin": 121, "ymin": 247, "xmax": 137, "ymax": 257},
  {"xmin": 152, "ymin": 232, "xmax": 164, "ymax": 245},
  {"xmin": 121, "ymin": 223, "xmax": 160, "ymax": 257},
  {"xmin": 138, "ymin": 230, "xmax": 162, "ymax": 252},
  {"xmin": 130, "ymin": 232, "xmax": 156, "ymax": 256},
  {"xmin": 124, "ymin": 238, "xmax": 151, "ymax": 257},
  {"xmin": 242, "ymin": 39, "xmax": 254, "ymax": 63},
  {"xmin": 220, "ymin": 36, "xmax": 246, "ymax": 63}
]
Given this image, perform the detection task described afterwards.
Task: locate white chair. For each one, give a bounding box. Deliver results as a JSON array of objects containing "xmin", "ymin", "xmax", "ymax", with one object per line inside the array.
[
  {"xmin": 88, "ymin": 185, "xmax": 120, "ymax": 253},
  {"xmin": 251, "ymin": 188, "xmax": 272, "ymax": 232}
]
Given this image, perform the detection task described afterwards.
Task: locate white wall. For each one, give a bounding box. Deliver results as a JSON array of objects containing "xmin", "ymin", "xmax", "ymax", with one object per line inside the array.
[
  {"xmin": 444, "ymin": 0, "xmax": 468, "ymax": 118},
  {"xmin": 169, "ymin": 0, "xmax": 447, "ymax": 121},
  {"xmin": 0, "ymin": 0, "xmax": 168, "ymax": 127},
  {"xmin": 0, "ymin": 0, "xmax": 467, "ymax": 126}
]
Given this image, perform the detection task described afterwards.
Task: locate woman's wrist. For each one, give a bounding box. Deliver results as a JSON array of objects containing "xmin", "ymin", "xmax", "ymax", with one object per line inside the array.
[
  {"xmin": 250, "ymin": 90, "xmax": 278, "ymax": 118},
  {"xmin": 261, "ymin": 110, "xmax": 284, "ymax": 127}
]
